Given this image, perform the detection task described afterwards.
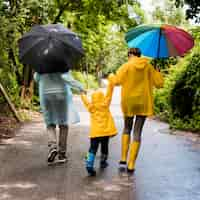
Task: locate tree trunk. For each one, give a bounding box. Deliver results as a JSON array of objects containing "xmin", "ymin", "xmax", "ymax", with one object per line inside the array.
[
  {"xmin": 0, "ymin": 83, "xmax": 21, "ymax": 122},
  {"xmin": 21, "ymin": 66, "xmax": 34, "ymax": 107},
  {"xmin": 53, "ymin": 3, "xmax": 70, "ymax": 24}
]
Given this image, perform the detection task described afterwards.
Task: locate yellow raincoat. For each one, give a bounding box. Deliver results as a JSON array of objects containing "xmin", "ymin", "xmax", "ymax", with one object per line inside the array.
[
  {"xmin": 81, "ymin": 84, "xmax": 117, "ymax": 138},
  {"xmin": 109, "ymin": 56, "xmax": 164, "ymax": 116}
]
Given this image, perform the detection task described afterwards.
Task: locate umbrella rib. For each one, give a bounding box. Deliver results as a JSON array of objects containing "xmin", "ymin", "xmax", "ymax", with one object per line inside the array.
[
  {"xmin": 157, "ymin": 29, "xmax": 161, "ymax": 58},
  {"xmin": 20, "ymin": 38, "xmax": 45, "ymax": 60},
  {"xmin": 19, "ymin": 33, "xmax": 47, "ymax": 40},
  {"xmin": 57, "ymin": 37, "xmax": 83, "ymax": 55}
]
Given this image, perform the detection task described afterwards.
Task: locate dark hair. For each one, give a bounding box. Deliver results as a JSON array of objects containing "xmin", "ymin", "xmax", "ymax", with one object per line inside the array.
[{"xmin": 128, "ymin": 48, "xmax": 141, "ymax": 57}]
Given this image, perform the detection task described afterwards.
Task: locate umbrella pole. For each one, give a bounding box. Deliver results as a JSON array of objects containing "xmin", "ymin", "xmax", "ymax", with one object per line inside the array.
[
  {"xmin": 154, "ymin": 29, "xmax": 162, "ymax": 70},
  {"xmin": 157, "ymin": 29, "xmax": 161, "ymax": 58}
]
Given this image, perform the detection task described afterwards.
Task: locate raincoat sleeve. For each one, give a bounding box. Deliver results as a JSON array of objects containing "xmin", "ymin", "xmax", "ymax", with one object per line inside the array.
[
  {"xmin": 105, "ymin": 82, "xmax": 114, "ymax": 106},
  {"xmin": 61, "ymin": 72, "xmax": 84, "ymax": 93},
  {"xmin": 81, "ymin": 94, "xmax": 92, "ymax": 112},
  {"xmin": 66, "ymin": 85, "xmax": 80, "ymax": 124},
  {"xmin": 33, "ymin": 72, "xmax": 40, "ymax": 83},
  {"xmin": 108, "ymin": 63, "xmax": 128, "ymax": 85},
  {"xmin": 150, "ymin": 65, "xmax": 164, "ymax": 88}
]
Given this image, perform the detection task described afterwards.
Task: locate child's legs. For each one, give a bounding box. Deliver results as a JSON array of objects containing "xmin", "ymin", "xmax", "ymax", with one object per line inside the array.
[
  {"xmin": 46, "ymin": 124, "xmax": 57, "ymax": 148},
  {"xmin": 89, "ymin": 138, "xmax": 100, "ymax": 155},
  {"xmin": 100, "ymin": 137, "xmax": 109, "ymax": 158},
  {"xmin": 86, "ymin": 138, "xmax": 100, "ymax": 174},
  {"xmin": 42, "ymin": 94, "xmax": 56, "ymax": 127},
  {"xmin": 48, "ymin": 93, "xmax": 68, "ymax": 156},
  {"xmin": 58, "ymin": 125, "xmax": 68, "ymax": 155},
  {"xmin": 54, "ymin": 93, "xmax": 68, "ymax": 125}
]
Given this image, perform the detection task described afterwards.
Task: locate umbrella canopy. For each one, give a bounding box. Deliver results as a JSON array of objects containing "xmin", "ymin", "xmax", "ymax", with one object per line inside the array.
[
  {"xmin": 18, "ymin": 24, "xmax": 84, "ymax": 74},
  {"xmin": 125, "ymin": 24, "xmax": 194, "ymax": 58}
]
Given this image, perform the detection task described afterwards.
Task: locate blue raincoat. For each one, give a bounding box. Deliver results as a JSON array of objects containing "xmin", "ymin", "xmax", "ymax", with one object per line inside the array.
[{"xmin": 34, "ymin": 72, "xmax": 83, "ymax": 126}]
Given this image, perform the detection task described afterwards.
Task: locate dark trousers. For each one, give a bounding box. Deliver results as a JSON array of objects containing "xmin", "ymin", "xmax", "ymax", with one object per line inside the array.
[{"xmin": 89, "ymin": 136, "xmax": 109, "ymax": 156}]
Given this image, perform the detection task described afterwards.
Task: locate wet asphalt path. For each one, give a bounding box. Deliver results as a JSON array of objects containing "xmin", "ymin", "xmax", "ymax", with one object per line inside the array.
[{"xmin": 0, "ymin": 87, "xmax": 200, "ymax": 200}]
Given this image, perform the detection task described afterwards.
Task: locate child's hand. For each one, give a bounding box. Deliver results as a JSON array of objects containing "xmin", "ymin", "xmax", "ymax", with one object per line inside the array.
[{"xmin": 81, "ymin": 89, "xmax": 87, "ymax": 95}]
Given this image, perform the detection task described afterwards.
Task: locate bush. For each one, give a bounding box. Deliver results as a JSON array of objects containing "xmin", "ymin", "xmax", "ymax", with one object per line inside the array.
[
  {"xmin": 0, "ymin": 68, "xmax": 21, "ymax": 107},
  {"xmin": 171, "ymin": 54, "xmax": 200, "ymax": 117},
  {"xmin": 154, "ymin": 52, "xmax": 200, "ymax": 132}
]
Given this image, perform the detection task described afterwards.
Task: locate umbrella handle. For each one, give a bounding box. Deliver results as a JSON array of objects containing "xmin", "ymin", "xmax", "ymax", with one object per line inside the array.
[{"xmin": 154, "ymin": 60, "xmax": 160, "ymax": 72}]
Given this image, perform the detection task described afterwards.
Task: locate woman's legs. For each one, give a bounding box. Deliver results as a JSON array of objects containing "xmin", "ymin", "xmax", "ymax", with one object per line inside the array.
[
  {"xmin": 120, "ymin": 117, "xmax": 134, "ymax": 164},
  {"xmin": 127, "ymin": 115, "xmax": 146, "ymax": 172},
  {"xmin": 133, "ymin": 115, "xmax": 146, "ymax": 142}
]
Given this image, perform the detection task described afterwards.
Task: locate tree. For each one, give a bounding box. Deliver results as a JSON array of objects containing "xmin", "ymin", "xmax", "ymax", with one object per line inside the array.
[
  {"xmin": 0, "ymin": 0, "xmax": 145, "ymax": 108},
  {"xmin": 175, "ymin": 0, "xmax": 200, "ymax": 23},
  {"xmin": 0, "ymin": 0, "xmax": 53, "ymax": 106},
  {"xmin": 152, "ymin": 0, "xmax": 188, "ymax": 25}
]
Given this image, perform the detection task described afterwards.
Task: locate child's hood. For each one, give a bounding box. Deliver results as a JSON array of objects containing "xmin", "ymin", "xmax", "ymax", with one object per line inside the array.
[{"xmin": 129, "ymin": 57, "xmax": 149, "ymax": 70}]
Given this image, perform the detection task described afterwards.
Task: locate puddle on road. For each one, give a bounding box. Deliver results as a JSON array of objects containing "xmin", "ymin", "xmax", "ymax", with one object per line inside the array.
[
  {"xmin": 81, "ymin": 172, "xmax": 136, "ymax": 200},
  {"xmin": 157, "ymin": 128, "xmax": 173, "ymax": 135},
  {"xmin": 157, "ymin": 128, "xmax": 200, "ymax": 151}
]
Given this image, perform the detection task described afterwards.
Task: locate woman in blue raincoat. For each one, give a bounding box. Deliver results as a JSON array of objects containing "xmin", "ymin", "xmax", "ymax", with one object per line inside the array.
[{"xmin": 34, "ymin": 71, "xmax": 85, "ymax": 164}]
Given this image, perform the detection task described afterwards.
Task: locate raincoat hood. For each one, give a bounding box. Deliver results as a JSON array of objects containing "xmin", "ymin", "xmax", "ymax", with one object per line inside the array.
[
  {"xmin": 91, "ymin": 90, "xmax": 105, "ymax": 104},
  {"xmin": 129, "ymin": 57, "xmax": 149, "ymax": 70}
]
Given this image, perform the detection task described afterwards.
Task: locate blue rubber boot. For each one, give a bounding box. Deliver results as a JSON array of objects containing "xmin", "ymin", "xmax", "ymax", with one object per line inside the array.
[{"xmin": 86, "ymin": 152, "xmax": 96, "ymax": 176}]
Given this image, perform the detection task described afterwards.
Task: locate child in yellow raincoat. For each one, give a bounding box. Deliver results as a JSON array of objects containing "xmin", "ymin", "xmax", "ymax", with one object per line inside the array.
[
  {"xmin": 81, "ymin": 82, "xmax": 117, "ymax": 176},
  {"xmin": 109, "ymin": 48, "xmax": 164, "ymax": 173}
]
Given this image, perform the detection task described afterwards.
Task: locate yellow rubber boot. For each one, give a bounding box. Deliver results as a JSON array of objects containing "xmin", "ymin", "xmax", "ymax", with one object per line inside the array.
[
  {"xmin": 127, "ymin": 141, "xmax": 140, "ymax": 172},
  {"xmin": 120, "ymin": 134, "xmax": 130, "ymax": 164}
]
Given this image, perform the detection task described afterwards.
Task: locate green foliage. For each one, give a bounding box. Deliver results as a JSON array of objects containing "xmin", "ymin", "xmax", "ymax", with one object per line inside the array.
[
  {"xmin": 151, "ymin": 58, "xmax": 178, "ymax": 72},
  {"xmin": 171, "ymin": 54, "xmax": 200, "ymax": 117},
  {"xmin": 71, "ymin": 71, "xmax": 99, "ymax": 90},
  {"xmin": 65, "ymin": 1, "xmax": 145, "ymax": 75},
  {"xmin": 0, "ymin": 0, "xmax": 55, "ymax": 109},
  {"xmin": 154, "ymin": 60, "xmax": 186, "ymax": 119},
  {"xmin": 152, "ymin": 0, "xmax": 188, "ymax": 25},
  {"xmin": 175, "ymin": 0, "xmax": 200, "ymax": 23},
  {"xmin": 0, "ymin": 0, "xmax": 144, "ymax": 106},
  {"xmin": 154, "ymin": 27, "xmax": 200, "ymax": 131}
]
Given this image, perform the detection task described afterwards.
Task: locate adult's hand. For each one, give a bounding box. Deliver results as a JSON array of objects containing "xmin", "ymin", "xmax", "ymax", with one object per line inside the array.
[{"xmin": 108, "ymin": 73, "xmax": 115, "ymax": 84}]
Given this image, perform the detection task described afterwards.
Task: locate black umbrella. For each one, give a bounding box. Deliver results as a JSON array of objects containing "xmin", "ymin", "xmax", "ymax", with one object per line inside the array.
[{"xmin": 18, "ymin": 24, "xmax": 84, "ymax": 74}]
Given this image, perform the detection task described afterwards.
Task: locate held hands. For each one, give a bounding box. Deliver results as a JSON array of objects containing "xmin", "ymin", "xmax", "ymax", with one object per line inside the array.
[
  {"xmin": 81, "ymin": 89, "xmax": 87, "ymax": 95},
  {"xmin": 108, "ymin": 73, "xmax": 115, "ymax": 85},
  {"xmin": 155, "ymin": 66, "xmax": 160, "ymax": 72}
]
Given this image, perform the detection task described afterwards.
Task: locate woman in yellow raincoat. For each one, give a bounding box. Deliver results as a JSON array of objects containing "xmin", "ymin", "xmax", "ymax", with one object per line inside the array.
[
  {"xmin": 109, "ymin": 48, "xmax": 164, "ymax": 173},
  {"xmin": 81, "ymin": 82, "xmax": 117, "ymax": 176}
]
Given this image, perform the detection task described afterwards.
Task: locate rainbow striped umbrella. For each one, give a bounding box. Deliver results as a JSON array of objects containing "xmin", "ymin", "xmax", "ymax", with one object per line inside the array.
[{"xmin": 125, "ymin": 24, "xmax": 194, "ymax": 58}]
